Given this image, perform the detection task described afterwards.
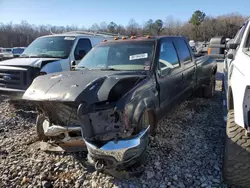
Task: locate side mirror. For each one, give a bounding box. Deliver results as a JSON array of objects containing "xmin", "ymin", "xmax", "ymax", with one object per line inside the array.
[
  {"xmin": 70, "ymin": 60, "xmax": 76, "ymax": 70},
  {"xmin": 75, "ymin": 50, "xmax": 86, "ymax": 60},
  {"xmin": 227, "ymin": 53, "xmax": 234, "ymax": 60},
  {"xmin": 227, "ymin": 43, "xmax": 238, "ymax": 50}
]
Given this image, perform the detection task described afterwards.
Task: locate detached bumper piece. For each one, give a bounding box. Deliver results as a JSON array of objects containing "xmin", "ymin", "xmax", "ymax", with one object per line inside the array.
[
  {"xmin": 40, "ymin": 120, "xmax": 86, "ymax": 152},
  {"xmin": 83, "ymin": 126, "xmax": 150, "ymax": 179}
]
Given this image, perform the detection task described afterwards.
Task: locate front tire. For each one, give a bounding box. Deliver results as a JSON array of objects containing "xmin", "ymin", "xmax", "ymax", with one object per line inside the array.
[
  {"xmin": 223, "ymin": 110, "xmax": 250, "ymax": 188},
  {"xmin": 36, "ymin": 114, "xmax": 49, "ymax": 141},
  {"xmin": 134, "ymin": 110, "xmax": 156, "ymax": 135}
]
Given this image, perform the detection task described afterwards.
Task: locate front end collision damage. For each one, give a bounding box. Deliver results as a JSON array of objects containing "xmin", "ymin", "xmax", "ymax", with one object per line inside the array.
[
  {"xmin": 83, "ymin": 125, "xmax": 150, "ymax": 174},
  {"xmin": 23, "ymin": 70, "xmax": 158, "ymax": 173}
]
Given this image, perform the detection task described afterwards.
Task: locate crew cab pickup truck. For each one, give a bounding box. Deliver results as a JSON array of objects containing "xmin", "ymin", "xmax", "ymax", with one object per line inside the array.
[
  {"xmin": 22, "ymin": 36, "xmax": 217, "ymax": 176},
  {"xmin": 0, "ymin": 31, "xmax": 119, "ymax": 98},
  {"xmin": 222, "ymin": 18, "xmax": 250, "ymax": 188}
]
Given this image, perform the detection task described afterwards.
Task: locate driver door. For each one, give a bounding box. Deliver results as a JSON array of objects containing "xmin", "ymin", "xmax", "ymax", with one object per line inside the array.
[{"xmin": 157, "ymin": 38, "xmax": 184, "ymax": 112}]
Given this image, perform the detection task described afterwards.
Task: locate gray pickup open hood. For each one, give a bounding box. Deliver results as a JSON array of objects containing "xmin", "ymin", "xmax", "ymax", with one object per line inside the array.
[
  {"xmin": 0, "ymin": 57, "xmax": 61, "ymax": 67},
  {"xmin": 22, "ymin": 69, "xmax": 147, "ymax": 104}
]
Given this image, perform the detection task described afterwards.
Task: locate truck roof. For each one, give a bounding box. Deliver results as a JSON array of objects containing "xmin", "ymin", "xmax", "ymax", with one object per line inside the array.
[
  {"xmin": 100, "ymin": 35, "xmax": 186, "ymax": 43},
  {"xmin": 39, "ymin": 33, "xmax": 112, "ymax": 39},
  {"xmin": 38, "ymin": 30, "xmax": 126, "ymax": 39}
]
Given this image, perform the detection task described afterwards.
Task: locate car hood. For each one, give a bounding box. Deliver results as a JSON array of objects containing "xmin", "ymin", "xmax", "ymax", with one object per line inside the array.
[
  {"xmin": 22, "ymin": 69, "xmax": 147, "ymax": 104},
  {"xmin": 0, "ymin": 57, "xmax": 61, "ymax": 67}
]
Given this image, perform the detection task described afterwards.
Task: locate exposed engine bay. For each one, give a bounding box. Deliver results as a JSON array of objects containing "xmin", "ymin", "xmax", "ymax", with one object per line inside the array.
[
  {"xmin": 23, "ymin": 69, "xmax": 150, "ymax": 175},
  {"xmin": 36, "ymin": 101, "xmax": 129, "ymax": 143}
]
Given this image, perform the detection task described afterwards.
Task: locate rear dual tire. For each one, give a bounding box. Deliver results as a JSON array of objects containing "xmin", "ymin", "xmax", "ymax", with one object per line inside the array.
[
  {"xmin": 195, "ymin": 75, "xmax": 216, "ymax": 98},
  {"xmin": 203, "ymin": 75, "xmax": 215, "ymax": 98}
]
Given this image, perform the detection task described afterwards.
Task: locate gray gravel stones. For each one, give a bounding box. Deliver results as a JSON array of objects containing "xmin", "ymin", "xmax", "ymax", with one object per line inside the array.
[{"xmin": 0, "ymin": 79, "xmax": 228, "ymax": 187}]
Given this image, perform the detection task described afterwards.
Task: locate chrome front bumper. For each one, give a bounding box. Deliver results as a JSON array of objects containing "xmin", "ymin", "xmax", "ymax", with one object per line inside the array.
[{"xmin": 83, "ymin": 125, "xmax": 150, "ymax": 170}]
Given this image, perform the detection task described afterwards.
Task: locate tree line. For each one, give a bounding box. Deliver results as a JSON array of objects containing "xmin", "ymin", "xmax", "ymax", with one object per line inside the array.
[{"xmin": 0, "ymin": 11, "xmax": 248, "ymax": 48}]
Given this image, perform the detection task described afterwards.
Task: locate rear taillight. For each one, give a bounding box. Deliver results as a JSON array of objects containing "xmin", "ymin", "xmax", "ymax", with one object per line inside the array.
[{"xmin": 208, "ymin": 47, "xmax": 211, "ymax": 55}]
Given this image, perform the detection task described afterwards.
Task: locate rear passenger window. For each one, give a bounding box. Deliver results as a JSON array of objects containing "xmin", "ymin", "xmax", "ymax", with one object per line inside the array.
[
  {"xmin": 158, "ymin": 40, "xmax": 180, "ymax": 76},
  {"xmin": 174, "ymin": 39, "xmax": 192, "ymax": 63}
]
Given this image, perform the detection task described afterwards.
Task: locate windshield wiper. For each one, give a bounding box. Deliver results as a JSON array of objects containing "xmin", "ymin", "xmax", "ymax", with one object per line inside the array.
[
  {"xmin": 75, "ymin": 66, "xmax": 86, "ymax": 69},
  {"xmin": 101, "ymin": 68, "xmax": 118, "ymax": 71},
  {"xmin": 36, "ymin": 54, "xmax": 59, "ymax": 58},
  {"xmin": 100, "ymin": 67, "xmax": 122, "ymax": 71},
  {"xmin": 19, "ymin": 54, "xmax": 59, "ymax": 58},
  {"xmin": 19, "ymin": 54, "xmax": 29, "ymax": 58}
]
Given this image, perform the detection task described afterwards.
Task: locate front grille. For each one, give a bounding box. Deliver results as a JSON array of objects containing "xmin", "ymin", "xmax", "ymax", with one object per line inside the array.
[{"xmin": 0, "ymin": 66, "xmax": 39, "ymax": 90}]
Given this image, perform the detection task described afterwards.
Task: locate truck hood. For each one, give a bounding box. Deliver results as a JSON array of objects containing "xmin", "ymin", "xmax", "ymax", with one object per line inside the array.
[
  {"xmin": 22, "ymin": 69, "xmax": 147, "ymax": 104},
  {"xmin": 0, "ymin": 57, "xmax": 61, "ymax": 67}
]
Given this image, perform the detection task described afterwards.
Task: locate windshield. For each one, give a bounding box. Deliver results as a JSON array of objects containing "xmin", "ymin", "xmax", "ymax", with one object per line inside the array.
[
  {"xmin": 78, "ymin": 41, "xmax": 155, "ymax": 71},
  {"xmin": 12, "ymin": 48, "xmax": 25, "ymax": 54},
  {"xmin": 5, "ymin": 49, "xmax": 12, "ymax": 53},
  {"xmin": 21, "ymin": 36, "xmax": 75, "ymax": 58}
]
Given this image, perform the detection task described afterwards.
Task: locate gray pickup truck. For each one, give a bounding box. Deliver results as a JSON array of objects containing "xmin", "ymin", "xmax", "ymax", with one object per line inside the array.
[
  {"xmin": 22, "ymin": 36, "xmax": 217, "ymax": 176},
  {"xmin": 0, "ymin": 31, "xmax": 119, "ymax": 98}
]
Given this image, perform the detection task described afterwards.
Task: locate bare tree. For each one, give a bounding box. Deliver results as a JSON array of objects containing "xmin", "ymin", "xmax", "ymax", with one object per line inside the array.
[
  {"xmin": 89, "ymin": 23, "xmax": 100, "ymax": 31},
  {"xmin": 0, "ymin": 13, "xmax": 248, "ymax": 47},
  {"xmin": 99, "ymin": 21, "xmax": 108, "ymax": 32},
  {"xmin": 126, "ymin": 19, "xmax": 139, "ymax": 36}
]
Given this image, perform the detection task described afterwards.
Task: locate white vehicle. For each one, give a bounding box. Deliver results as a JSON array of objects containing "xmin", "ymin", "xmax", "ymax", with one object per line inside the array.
[
  {"xmin": 189, "ymin": 40, "xmax": 197, "ymax": 52},
  {"xmin": 223, "ymin": 19, "xmax": 250, "ymax": 187},
  {"xmin": 189, "ymin": 40, "xmax": 195, "ymax": 47},
  {"xmin": 0, "ymin": 31, "xmax": 122, "ymax": 98},
  {"xmin": 0, "ymin": 48, "xmax": 13, "ymax": 61}
]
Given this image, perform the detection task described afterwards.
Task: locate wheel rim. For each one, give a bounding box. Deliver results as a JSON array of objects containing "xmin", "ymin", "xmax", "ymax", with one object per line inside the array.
[
  {"xmin": 36, "ymin": 114, "xmax": 49, "ymax": 141},
  {"xmin": 42, "ymin": 119, "xmax": 50, "ymax": 134}
]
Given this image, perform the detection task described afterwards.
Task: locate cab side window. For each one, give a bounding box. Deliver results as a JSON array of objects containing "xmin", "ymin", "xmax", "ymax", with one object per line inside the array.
[
  {"xmin": 235, "ymin": 20, "xmax": 248, "ymax": 45},
  {"xmin": 174, "ymin": 39, "xmax": 192, "ymax": 63},
  {"xmin": 74, "ymin": 38, "xmax": 92, "ymax": 60},
  {"xmin": 158, "ymin": 40, "xmax": 180, "ymax": 76}
]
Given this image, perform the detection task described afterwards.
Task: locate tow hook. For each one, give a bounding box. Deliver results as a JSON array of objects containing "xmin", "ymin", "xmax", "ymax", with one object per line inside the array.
[{"xmin": 95, "ymin": 160, "xmax": 105, "ymax": 175}]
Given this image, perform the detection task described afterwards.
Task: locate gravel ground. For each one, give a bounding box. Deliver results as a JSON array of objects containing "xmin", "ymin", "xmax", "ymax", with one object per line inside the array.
[{"xmin": 0, "ymin": 78, "xmax": 228, "ymax": 188}]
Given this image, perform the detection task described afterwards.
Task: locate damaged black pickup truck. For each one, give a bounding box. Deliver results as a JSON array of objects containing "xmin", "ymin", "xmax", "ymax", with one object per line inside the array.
[{"xmin": 22, "ymin": 36, "xmax": 217, "ymax": 175}]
